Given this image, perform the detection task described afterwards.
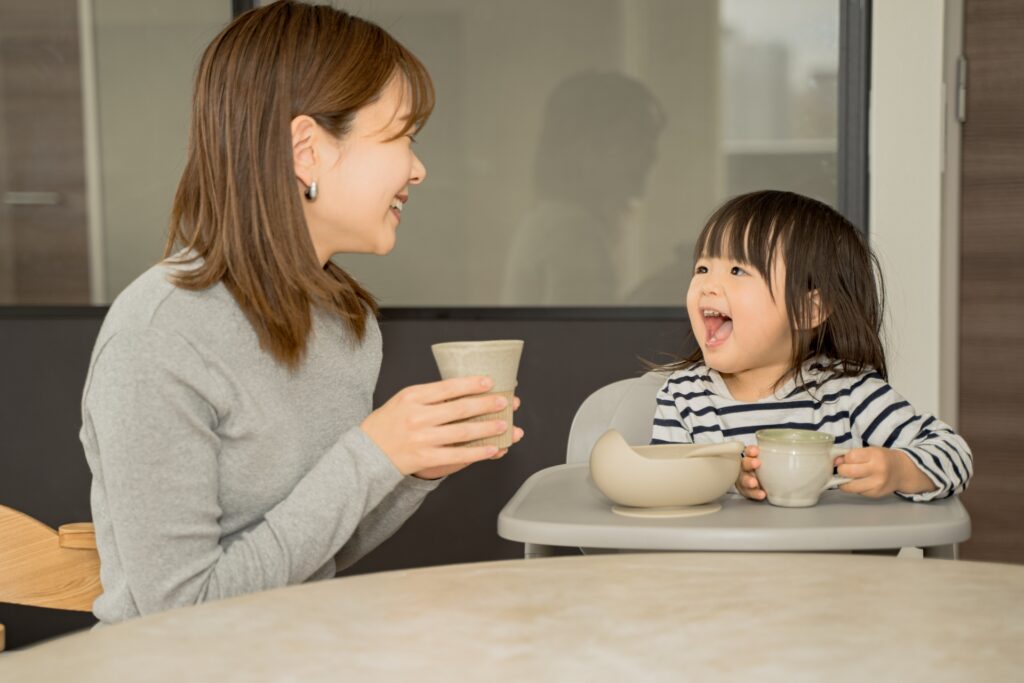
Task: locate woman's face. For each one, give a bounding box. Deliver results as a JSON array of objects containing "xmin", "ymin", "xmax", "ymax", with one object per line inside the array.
[{"xmin": 302, "ymin": 76, "xmax": 426, "ymax": 262}]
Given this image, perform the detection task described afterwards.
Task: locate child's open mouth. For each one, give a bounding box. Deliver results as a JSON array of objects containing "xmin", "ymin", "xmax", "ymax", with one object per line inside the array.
[{"xmin": 703, "ymin": 309, "xmax": 733, "ymax": 347}]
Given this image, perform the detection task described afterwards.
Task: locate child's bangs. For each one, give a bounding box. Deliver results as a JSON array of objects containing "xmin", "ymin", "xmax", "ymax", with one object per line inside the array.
[{"xmin": 694, "ymin": 210, "xmax": 787, "ymax": 284}]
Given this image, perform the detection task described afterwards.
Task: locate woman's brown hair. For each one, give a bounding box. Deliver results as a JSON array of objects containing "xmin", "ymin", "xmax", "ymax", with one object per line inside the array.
[
  {"xmin": 664, "ymin": 190, "xmax": 887, "ymax": 388},
  {"xmin": 165, "ymin": 0, "xmax": 434, "ymax": 367}
]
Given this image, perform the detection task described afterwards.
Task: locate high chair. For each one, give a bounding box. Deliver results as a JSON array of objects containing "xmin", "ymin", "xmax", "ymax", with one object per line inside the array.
[
  {"xmin": 0, "ymin": 505, "xmax": 101, "ymax": 651},
  {"xmin": 566, "ymin": 371, "xmax": 668, "ymax": 465},
  {"xmin": 545, "ymin": 372, "xmax": 961, "ymax": 559}
]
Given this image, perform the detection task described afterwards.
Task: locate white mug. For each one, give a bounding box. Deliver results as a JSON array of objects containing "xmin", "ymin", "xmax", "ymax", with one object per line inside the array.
[{"xmin": 755, "ymin": 428, "xmax": 852, "ymax": 508}]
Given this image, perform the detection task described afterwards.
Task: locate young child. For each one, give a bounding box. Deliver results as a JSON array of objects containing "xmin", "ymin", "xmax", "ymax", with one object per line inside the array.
[{"xmin": 651, "ymin": 190, "xmax": 972, "ymax": 502}]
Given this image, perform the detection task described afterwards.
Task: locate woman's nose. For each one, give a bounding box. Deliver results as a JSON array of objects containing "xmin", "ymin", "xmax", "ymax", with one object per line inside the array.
[{"xmin": 410, "ymin": 152, "xmax": 426, "ymax": 185}]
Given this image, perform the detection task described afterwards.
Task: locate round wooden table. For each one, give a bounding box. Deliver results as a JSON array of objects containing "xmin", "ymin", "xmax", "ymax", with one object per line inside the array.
[{"xmin": 1, "ymin": 553, "xmax": 1021, "ymax": 680}]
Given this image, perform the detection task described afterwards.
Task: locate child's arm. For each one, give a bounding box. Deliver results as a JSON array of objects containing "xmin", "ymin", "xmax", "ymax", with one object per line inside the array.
[{"xmin": 841, "ymin": 374, "xmax": 973, "ymax": 501}]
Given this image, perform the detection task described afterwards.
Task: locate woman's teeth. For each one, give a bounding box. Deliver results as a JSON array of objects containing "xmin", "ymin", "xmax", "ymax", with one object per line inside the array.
[{"xmin": 390, "ymin": 198, "xmax": 404, "ymax": 213}]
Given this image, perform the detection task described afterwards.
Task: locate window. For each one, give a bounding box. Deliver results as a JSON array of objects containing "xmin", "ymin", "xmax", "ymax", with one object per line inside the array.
[{"xmin": 0, "ymin": 0, "xmax": 863, "ymax": 308}]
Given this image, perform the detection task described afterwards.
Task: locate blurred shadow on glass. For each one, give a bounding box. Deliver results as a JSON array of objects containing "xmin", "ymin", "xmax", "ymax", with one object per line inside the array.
[
  {"xmin": 500, "ymin": 71, "xmax": 665, "ymax": 306},
  {"xmin": 622, "ymin": 240, "xmax": 694, "ymax": 306}
]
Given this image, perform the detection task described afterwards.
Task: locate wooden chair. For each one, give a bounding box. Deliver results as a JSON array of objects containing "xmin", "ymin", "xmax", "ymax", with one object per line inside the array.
[{"xmin": 0, "ymin": 505, "xmax": 101, "ymax": 652}]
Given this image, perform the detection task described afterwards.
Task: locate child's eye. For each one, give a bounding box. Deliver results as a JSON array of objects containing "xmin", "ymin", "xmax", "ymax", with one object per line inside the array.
[
  {"xmin": 730, "ymin": 266, "xmax": 748, "ymax": 276},
  {"xmin": 694, "ymin": 265, "xmax": 708, "ymax": 275}
]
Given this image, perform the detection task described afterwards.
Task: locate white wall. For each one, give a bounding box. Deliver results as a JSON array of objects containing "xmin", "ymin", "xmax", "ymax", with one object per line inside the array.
[{"xmin": 870, "ymin": 0, "xmax": 960, "ymax": 422}]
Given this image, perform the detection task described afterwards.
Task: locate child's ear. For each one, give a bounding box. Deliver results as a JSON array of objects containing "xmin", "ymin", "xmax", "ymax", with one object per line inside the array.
[{"xmin": 806, "ymin": 289, "xmax": 828, "ymax": 329}]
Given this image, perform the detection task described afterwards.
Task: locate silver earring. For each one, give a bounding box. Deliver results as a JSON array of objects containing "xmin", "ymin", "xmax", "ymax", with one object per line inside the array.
[{"xmin": 304, "ymin": 180, "xmax": 318, "ymax": 202}]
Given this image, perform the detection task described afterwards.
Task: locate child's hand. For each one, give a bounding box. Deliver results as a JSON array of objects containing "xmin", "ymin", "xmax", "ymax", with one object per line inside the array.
[
  {"xmin": 834, "ymin": 447, "xmax": 937, "ymax": 497},
  {"xmin": 736, "ymin": 445, "xmax": 766, "ymax": 501}
]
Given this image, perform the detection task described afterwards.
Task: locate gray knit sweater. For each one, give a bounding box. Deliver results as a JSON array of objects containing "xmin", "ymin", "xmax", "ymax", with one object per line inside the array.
[{"xmin": 80, "ymin": 260, "xmax": 439, "ymax": 624}]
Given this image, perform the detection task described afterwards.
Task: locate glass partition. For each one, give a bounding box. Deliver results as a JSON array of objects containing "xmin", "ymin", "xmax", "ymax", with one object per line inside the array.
[{"xmin": 0, "ymin": 0, "xmax": 845, "ymax": 307}]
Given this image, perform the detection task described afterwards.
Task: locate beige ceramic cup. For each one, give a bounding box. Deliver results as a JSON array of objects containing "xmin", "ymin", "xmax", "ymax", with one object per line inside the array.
[
  {"xmin": 431, "ymin": 340, "xmax": 524, "ymax": 448},
  {"xmin": 755, "ymin": 428, "xmax": 852, "ymax": 507}
]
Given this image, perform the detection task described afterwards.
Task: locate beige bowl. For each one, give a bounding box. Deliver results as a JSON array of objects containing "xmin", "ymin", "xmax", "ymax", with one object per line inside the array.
[{"xmin": 589, "ymin": 430, "xmax": 743, "ymax": 508}]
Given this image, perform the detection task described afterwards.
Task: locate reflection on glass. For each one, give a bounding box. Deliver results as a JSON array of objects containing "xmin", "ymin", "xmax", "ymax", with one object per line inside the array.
[
  {"xmin": 721, "ymin": 0, "xmax": 839, "ymax": 206},
  {"xmin": 0, "ymin": 0, "xmax": 841, "ymax": 307},
  {"xmin": 90, "ymin": 0, "xmax": 229, "ymax": 301},
  {"xmin": 500, "ymin": 71, "xmax": 664, "ymax": 305},
  {"xmin": 0, "ymin": 0, "xmax": 90, "ymax": 304},
  {"xmin": 337, "ymin": 0, "xmax": 840, "ymax": 307}
]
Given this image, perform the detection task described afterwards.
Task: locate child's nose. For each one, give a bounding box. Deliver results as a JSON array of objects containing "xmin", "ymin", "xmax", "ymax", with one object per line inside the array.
[{"xmin": 701, "ymin": 279, "xmax": 720, "ymax": 296}]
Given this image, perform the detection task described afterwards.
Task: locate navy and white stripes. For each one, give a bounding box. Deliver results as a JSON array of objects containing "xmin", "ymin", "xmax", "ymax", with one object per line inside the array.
[{"xmin": 652, "ymin": 361, "xmax": 973, "ymax": 502}]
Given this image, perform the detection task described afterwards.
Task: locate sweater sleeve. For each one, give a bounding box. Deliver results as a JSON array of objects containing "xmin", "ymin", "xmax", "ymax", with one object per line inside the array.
[
  {"xmin": 651, "ymin": 376, "xmax": 695, "ymax": 444},
  {"xmin": 82, "ymin": 327, "xmax": 405, "ymax": 616},
  {"xmin": 846, "ymin": 374, "xmax": 974, "ymax": 501},
  {"xmin": 333, "ymin": 476, "xmax": 441, "ymax": 573}
]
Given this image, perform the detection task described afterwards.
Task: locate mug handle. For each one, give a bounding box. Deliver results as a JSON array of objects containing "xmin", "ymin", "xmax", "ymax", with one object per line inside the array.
[{"xmin": 823, "ymin": 446, "xmax": 853, "ymax": 490}]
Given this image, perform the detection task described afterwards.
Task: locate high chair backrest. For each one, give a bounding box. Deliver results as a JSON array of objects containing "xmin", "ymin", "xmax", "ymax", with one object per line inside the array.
[
  {"xmin": 0, "ymin": 505, "xmax": 100, "ymax": 651},
  {"xmin": 566, "ymin": 371, "xmax": 668, "ymax": 464}
]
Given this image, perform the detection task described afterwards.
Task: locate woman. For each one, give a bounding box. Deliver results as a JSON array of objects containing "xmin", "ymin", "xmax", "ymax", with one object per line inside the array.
[{"xmin": 80, "ymin": 0, "xmax": 521, "ymax": 624}]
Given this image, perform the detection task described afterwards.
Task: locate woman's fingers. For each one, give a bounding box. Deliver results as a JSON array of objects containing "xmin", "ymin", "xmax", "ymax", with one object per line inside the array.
[
  {"xmin": 430, "ymin": 419, "xmax": 508, "ymax": 447},
  {"xmin": 406, "ymin": 376, "xmax": 494, "ymax": 405},
  {"xmin": 363, "ymin": 379, "xmax": 523, "ymax": 477},
  {"xmin": 425, "ymin": 443, "xmax": 508, "ymax": 467},
  {"xmin": 423, "ymin": 393, "xmax": 508, "ymax": 427}
]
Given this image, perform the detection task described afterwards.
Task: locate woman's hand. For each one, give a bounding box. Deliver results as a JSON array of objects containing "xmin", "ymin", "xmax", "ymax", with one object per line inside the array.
[
  {"xmin": 835, "ymin": 447, "xmax": 936, "ymax": 497},
  {"xmin": 361, "ymin": 376, "xmax": 524, "ymax": 480},
  {"xmin": 736, "ymin": 445, "xmax": 766, "ymax": 501},
  {"xmin": 413, "ymin": 396, "xmax": 523, "ymax": 480}
]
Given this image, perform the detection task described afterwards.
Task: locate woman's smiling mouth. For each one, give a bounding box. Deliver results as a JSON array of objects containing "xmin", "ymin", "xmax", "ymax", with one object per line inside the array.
[{"xmin": 389, "ymin": 194, "xmax": 408, "ymax": 221}]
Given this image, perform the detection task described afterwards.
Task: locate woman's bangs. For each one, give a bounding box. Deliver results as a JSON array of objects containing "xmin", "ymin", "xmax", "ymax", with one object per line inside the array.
[{"xmin": 393, "ymin": 50, "xmax": 435, "ymax": 138}]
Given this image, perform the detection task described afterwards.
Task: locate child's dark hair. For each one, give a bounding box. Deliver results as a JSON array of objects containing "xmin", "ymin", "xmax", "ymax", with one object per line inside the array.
[{"xmin": 670, "ymin": 190, "xmax": 887, "ymax": 386}]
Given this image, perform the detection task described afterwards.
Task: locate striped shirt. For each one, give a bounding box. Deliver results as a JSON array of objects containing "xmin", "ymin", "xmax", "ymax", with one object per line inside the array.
[{"xmin": 651, "ymin": 360, "xmax": 973, "ymax": 502}]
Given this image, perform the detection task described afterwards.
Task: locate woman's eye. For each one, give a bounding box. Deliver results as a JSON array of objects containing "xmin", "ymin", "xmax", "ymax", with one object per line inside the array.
[
  {"xmin": 407, "ymin": 134, "xmax": 418, "ymax": 144},
  {"xmin": 730, "ymin": 266, "xmax": 747, "ymax": 276}
]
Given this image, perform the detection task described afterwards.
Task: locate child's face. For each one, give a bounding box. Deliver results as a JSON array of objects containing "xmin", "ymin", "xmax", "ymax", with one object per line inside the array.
[
  {"xmin": 304, "ymin": 76, "xmax": 427, "ymax": 260},
  {"xmin": 686, "ymin": 252, "xmax": 793, "ymax": 379}
]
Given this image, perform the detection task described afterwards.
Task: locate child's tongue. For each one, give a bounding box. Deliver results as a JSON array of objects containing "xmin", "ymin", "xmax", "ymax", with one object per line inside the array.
[{"xmin": 705, "ymin": 316, "xmax": 733, "ymax": 345}]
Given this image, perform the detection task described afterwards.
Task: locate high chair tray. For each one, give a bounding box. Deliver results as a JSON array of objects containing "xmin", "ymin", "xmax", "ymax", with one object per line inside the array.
[{"xmin": 498, "ymin": 463, "xmax": 970, "ymax": 555}]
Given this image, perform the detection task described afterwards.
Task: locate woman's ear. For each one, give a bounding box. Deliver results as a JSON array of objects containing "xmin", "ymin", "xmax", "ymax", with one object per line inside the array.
[
  {"xmin": 291, "ymin": 115, "xmax": 319, "ymax": 186},
  {"xmin": 806, "ymin": 289, "xmax": 828, "ymax": 329}
]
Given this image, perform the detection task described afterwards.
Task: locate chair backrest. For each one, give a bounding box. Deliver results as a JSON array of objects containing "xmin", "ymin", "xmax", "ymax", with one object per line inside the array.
[
  {"xmin": 566, "ymin": 371, "xmax": 668, "ymax": 464},
  {"xmin": 0, "ymin": 505, "xmax": 100, "ymax": 651}
]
